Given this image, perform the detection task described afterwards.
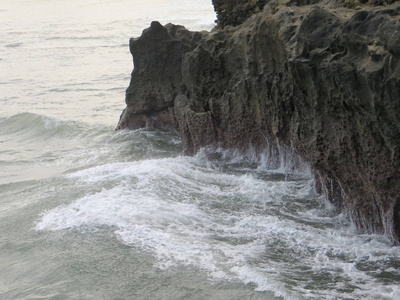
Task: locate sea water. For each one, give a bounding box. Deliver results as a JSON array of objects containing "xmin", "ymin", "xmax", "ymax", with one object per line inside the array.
[{"xmin": 1, "ymin": 1, "xmax": 400, "ymax": 299}]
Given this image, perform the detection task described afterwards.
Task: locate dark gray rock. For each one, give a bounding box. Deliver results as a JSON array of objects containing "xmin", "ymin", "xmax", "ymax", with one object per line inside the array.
[
  {"xmin": 212, "ymin": 0, "xmax": 272, "ymax": 28},
  {"xmin": 117, "ymin": 2, "xmax": 400, "ymax": 243},
  {"xmin": 116, "ymin": 21, "xmax": 207, "ymax": 130}
]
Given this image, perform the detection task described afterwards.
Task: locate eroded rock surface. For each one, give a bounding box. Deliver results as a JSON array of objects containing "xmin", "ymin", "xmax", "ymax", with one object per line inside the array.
[{"xmin": 117, "ymin": 1, "xmax": 400, "ymax": 243}]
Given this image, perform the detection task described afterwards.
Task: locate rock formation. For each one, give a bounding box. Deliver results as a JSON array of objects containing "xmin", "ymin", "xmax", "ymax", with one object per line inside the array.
[
  {"xmin": 117, "ymin": 0, "xmax": 400, "ymax": 244},
  {"xmin": 212, "ymin": 0, "xmax": 271, "ymax": 28}
]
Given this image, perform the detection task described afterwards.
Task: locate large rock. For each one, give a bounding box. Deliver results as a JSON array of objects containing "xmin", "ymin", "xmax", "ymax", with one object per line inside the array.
[{"xmin": 117, "ymin": 1, "xmax": 400, "ymax": 243}]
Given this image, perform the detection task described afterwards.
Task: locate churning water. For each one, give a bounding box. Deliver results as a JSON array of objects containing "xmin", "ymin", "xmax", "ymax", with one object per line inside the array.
[{"xmin": 1, "ymin": 1, "xmax": 400, "ymax": 299}]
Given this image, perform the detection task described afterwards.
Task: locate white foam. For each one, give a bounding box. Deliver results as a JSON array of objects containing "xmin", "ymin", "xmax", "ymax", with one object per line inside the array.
[
  {"xmin": 35, "ymin": 156, "xmax": 400, "ymax": 298},
  {"xmin": 198, "ymin": 139, "xmax": 312, "ymax": 177}
]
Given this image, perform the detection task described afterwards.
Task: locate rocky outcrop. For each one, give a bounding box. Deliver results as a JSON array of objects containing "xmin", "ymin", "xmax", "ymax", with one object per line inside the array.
[
  {"xmin": 117, "ymin": 1, "xmax": 400, "ymax": 244},
  {"xmin": 212, "ymin": 0, "xmax": 320, "ymax": 28},
  {"xmin": 212, "ymin": 0, "xmax": 271, "ymax": 28}
]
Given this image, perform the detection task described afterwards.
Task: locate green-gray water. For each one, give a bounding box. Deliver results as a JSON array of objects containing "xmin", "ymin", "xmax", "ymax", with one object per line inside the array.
[{"xmin": 1, "ymin": 1, "xmax": 400, "ymax": 299}]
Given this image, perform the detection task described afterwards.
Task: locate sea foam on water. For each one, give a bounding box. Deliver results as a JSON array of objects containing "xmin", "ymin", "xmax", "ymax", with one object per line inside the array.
[{"xmin": 34, "ymin": 151, "xmax": 400, "ymax": 299}]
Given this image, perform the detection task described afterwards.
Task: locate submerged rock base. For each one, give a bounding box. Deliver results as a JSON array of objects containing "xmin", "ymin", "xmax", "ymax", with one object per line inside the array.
[{"xmin": 117, "ymin": 1, "xmax": 400, "ymax": 243}]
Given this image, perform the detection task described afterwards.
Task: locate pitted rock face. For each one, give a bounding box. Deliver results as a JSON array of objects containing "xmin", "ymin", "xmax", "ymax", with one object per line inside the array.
[
  {"xmin": 212, "ymin": 0, "xmax": 271, "ymax": 28},
  {"xmin": 117, "ymin": 2, "xmax": 400, "ymax": 244},
  {"xmin": 116, "ymin": 21, "xmax": 208, "ymax": 130}
]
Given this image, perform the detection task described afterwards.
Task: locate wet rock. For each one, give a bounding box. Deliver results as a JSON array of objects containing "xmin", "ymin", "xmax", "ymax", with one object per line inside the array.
[{"xmin": 117, "ymin": 2, "xmax": 400, "ymax": 244}]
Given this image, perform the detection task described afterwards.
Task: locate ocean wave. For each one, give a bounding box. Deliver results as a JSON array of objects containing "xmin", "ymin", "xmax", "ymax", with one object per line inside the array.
[
  {"xmin": 33, "ymin": 154, "xmax": 400, "ymax": 299},
  {"xmin": 5, "ymin": 42, "xmax": 23, "ymax": 48},
  {"xmin": 0, "ymin": 114, "xmax": 183, "ymax": 184},
  {"xmin": 44, "ymin": 36, "xmax": 108, "ymax": 41},
  {"xmin": 0, "ymin": 112, "xmax": 108, "ymax": 143}
]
